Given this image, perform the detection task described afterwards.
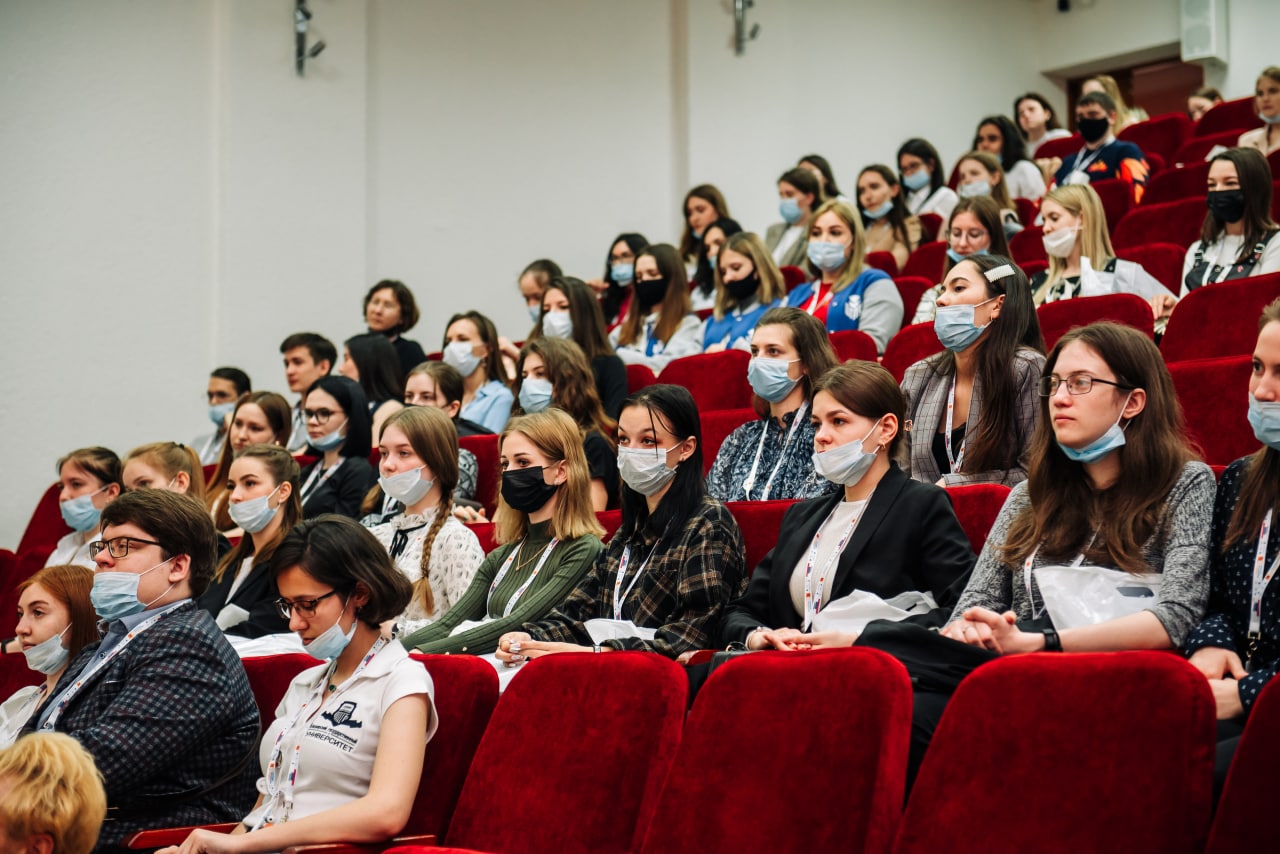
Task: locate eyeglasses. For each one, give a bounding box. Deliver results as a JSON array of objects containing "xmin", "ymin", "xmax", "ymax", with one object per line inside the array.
[
  {"xmin": 89, "ymin": 536, "xmax": 163, "ymax": 559},
  {"xmin": 303, "ymin": 408, "xmax": 339, "ymax": 423},
  {"xmin": 274, "ymin": 589, "xmax": 339, "ymax": 619},
  {"xmin": 1038, "ymin": 374, "xmax": 1133, "ymax": 397}
]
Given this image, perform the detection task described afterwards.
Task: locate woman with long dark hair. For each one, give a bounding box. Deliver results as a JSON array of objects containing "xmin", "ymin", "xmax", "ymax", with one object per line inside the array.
[{"xmin": 341, "ymin": 332, "xmax": 406, "ymax": 444}]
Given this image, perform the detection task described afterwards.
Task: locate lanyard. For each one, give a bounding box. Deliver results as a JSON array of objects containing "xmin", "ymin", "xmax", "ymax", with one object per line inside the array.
[
  {"xmin": 613, "ymin": 538, "xmax": 663, "ymax": 621},
  {"xmin": 300, "ymin": 459, "xmax": 345, "ymax": 500},
  {"xmin": 944, "ymin": 379, "xmax": 966, "ymax": 474},
  {"xmin": 804, "ymin": 284, "xmax": 832, "ymax": 316},
  {"xmin": 40, "ymin": 604, "xmax": 183, "ymax": 730},
  {"xmin": 1023, "ymin": 537, "xmax": 1093, "ymax": 620},
  {"xmin": 743, "ymin": 402, "xmax": 808, "ymax": 500},
  {"xmin": 487, "ymin": 537, "xmax": 559, "ymax": 617},
  {"xmin": 1070, "ymin": 141, "xmax": 1110, "ymax": 177},
  {"xmin": 1247, "ymin": 510, "xmax": 1280, "ymax": 667},
  {"xmin": 801, "ymin": 503, "xmax": 865, "ymax": 630},
  {"xmin": 643, "ymin": 318, "xmax": 662, "ymax": 358},
  {"xmin": 258, "ymin": 636, "xmax": 388, "ymax": 828}
]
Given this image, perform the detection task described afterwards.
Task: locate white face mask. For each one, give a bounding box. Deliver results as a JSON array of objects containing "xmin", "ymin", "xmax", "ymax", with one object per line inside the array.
[
  {"xmin": 811, "ymin": 418, "xmax": 883, "ymax": 486},
  {"xmin": 228, "ymin": 485, "xmax": 283, "ymax": 534},
  {"xmin": 379, "ymin": 465, "xmax": 434, "ymax": 506},
  {"xmin": 22, "ymin": 625, "xmax": 71, "ymax": 675},
  {"xmin": 443, "ymin": 341, "xmax": 483, "ymax": 376},
  {"xmin": 617, "ymin": 445, "xmax": 680, "ymax": 496},
  {"xmin": 1041, "ymin": 226, "xmax": 1080, "ymax": 259}
]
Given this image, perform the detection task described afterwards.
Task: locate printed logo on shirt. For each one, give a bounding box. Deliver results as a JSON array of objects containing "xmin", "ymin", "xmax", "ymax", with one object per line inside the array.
[
  {"xmin": 320, "ymin": 700, "xmax": 363, "ymax": 729},
  {"xmin": 843, "ymin": 294, "xmax": 862, "ymax": 322}
]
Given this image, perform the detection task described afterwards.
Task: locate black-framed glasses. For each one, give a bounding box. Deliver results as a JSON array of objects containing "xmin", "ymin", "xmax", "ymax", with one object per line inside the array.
[
  {"xmin": 303, "ymin": 408, "xmax": 338, "ymax": 423},
  {"xmin": 89, "ymin": 536, "xmax": 164, "ymax": 559},
  {"xmin": 1039, "ymin": 374, "xmax": 1133, "ymax": 397},
  {"xmin": 274, "ymin": 589, "xmax": 339, "ymax": 620}
]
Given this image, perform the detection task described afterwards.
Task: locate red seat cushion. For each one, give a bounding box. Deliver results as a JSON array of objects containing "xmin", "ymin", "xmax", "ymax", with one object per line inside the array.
[
  {"xmin": 1036, "ymin": 293, "xmax": 1154, "ymax": 351},
  {"xmin": 458, "ymin": 434, "xmax": 500, "ymax": 518},
  {"xmin": 1162, "ymin": 271, "xmax": 1280, "ymax": 362},
  {"xmin": 882, "ymin": 322, "xmax": 944, "ymax": 383},
  {"xmin": 241, "ymin": 653, "xmax": 318, "ymax": 731},
  {"xmin": 1167, "ymin": 355, "xmax": 1257, "ymax": 466},
  {"xmin": 917, "ymin": 213, "xmax": 942, "ymax": 243},
  {"xmin": 1112, "ymin": 197, "xmax": 1207, "ymax": 251},
  {"xmin": 659, "ymin": 350, "xmax": 752, "ymax": 411},
  {"xmin": 726, "ymin": 499, "xmax": 797, "ymax": 575},
  {"xmin": 780, "ymin": 265, "xmax": 807, "ymax": 292},
  {"xmin": 1035, "ymin": 133, "xmax": 1085, "ymax": 161},
  {"xmin": 1209, "ymin": 677, "xmax": 1280, "ymax": 852}
]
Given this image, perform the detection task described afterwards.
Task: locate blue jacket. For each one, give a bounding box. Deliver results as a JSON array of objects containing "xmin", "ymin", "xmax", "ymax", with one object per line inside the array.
[{"xmin": 785, "ymin": 269, "xmax": 892, "ymax": 333}]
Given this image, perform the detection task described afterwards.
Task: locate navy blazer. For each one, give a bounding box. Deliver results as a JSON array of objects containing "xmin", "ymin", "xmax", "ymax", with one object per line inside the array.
[
  {"xmin": 197, "ymin": 552, "xmax": 291, "ymax": 638},
  {"xmin": 28, "ymin": 602, "xmax": 259, "ymax": 848},
  {"xmin": 720, "ymin": 463, "xmax": 975, "ymax": 646}
]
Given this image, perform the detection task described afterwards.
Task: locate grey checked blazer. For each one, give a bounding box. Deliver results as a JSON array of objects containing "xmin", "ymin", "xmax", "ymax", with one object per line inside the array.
[{"xmin": 764, "ymin": 221, "xmax": 810, "ymax": 270}]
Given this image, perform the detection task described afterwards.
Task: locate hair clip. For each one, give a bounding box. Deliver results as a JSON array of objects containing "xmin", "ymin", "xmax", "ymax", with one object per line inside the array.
[{"xmin": 984, "ymin": 264, "xmax": 1016, "ymax": 282}]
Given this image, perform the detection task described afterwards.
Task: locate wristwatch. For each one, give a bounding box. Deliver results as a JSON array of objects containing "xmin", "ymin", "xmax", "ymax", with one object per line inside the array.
[{"xmin": 1042, "ymin": 626, "xmax": 1063, "ymax": 652}]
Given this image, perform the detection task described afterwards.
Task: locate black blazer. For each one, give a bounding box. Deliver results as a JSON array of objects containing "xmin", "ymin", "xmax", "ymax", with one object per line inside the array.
[
  {"xmin": 197, "ymin": 552, "xmax": 290, "ymax": 638},
  {"xmin": 720, "ymin": 463, "xmax": 974, "ymax": 646},
  {"xmin": 300, "ymin": 457, "xmax": 377, "ymax": 519}
]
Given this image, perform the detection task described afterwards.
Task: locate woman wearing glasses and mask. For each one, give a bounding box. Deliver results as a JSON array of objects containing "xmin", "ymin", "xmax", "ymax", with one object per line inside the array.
[
  {"xmin": 298, "ymin": 377, "xmax": 377, "ymax": 520},
  {"xmin": 166, "ymin": 515, "xmax": 436, "ymax": 853}
]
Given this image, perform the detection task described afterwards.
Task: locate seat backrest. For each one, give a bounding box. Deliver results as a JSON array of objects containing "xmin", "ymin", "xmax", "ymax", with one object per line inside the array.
[
  {"xmin": 1090, "ymin": 177, "xmax": 1133, "ymax": 235},
  {"xmin": 1162, "ymin": 271, "xmax": 1280, "ymax": 362},
  {"xmin": 893, "ymin": 277, "xmax": 935, "ymax": 326},
  {"xmin": 902, "ymin": 241, "xmax": 946, "ymax": 282},
  {"xmin": 625, "ymin": 363, "xmax": 657, "ymax": 394},
  {"xmin": 241, "ymin": 653, "xmax": 319, "ymax": 732},
  {"xmin": 1112, "ymin": 196, "xmax": 1207, "ymax": 251},
  {"xmin": 639, "ymin": 648, "xmax": 911, "ymax": 854},
  {"xmin": 1008, "ymin": 226, "xmax": 1046, "ymax": 266},
  {"xmin": 865, "ymin": 250, "xmax": 900, "ymax": 278},
  {"xmin": 458, "ymin": 434, "xmax": 501, "ymax": 517},
  {"xmin": 1142, "ymin": 159, "xmax": 1211, "ymax": 206},
  {"xmin": 0, "ymin": 646, "xmax": 43, "ymax": 702},
  {"xmin": 1012, "ymin": 197, "xmax": 1039, "ymax": 230},
  {"xmin": 830, "ymin": 329, "xmax": 879, "ymax": 362},
  {"xmin": 779, "ymin": 265, "xmax": 807, "ymax": 292},
  {"xmin": 1173, "ymin": 129, "xmax": 1244, "ymax": 166},
  {"xmin": 0, "ymin": 550, "xmax": 52, "ymax": 638},
  {"xmin": 1115, "ymin": 242, "xmax": 1184, "ymax": 296},
  {"xmin": 1035, "ymin": 133, "xmax": 1084, "ymax": 161},
  {"xmin": 1036, "ymin": 293, "xmax": 1154, "ymax": 351},
  {"xmin": 1117, "ymin": 112, "xmax": 1193, "ymax": 163},
  {"xmin": 945, "ymin": 483, "xmax": 1011, "ymax": 556},
  {"xmin": 464, "ymin": 520, "xmax": 498, "ymax": 554},
  {"xmin": 1208, "ymin": 677, "xmax": 1280, "ymax": 852},
  {"xmin": 726, "ymin": 499, "xmax": 797, "ymax": 574},
  {"xmin": 595, "ymin": 508, "xmax": 623, "ymax": 542},
  {"xmin": 445, "ymin": 652, "xmax": 685, "ymax": 853},
  {"xmin": 17, "ymin": 482, "xmax": 69, "ymax": 562},
  {"xmin": 660, "ymin": 350, "xmax": 752, "ymax": 411},
  {"xmin": 1167, "ymin": 355, "xmax": 1257, "ymax": 466},
  {"xmin": 1020, "ymin": 259, "xmax": 1048, "ymax": 279},
  {"xmin": 917, "ymin": 212, "xmax": 942, "ymax": 243},
  {"xmin": 1194, "ymin": 95, "xmax": 1263, "ymax": 138},
  {"xmin": 699, "ymin": 407, "xmax": 758, "ymax": 475},
  {"xmin": 882, "ymin": 322, "xmax": 943, "ymax": 383},
  {"xmin": 407, "ymin": 653, "xmax": 499, "ymax": 838},
  {"xmin": 896, "ymin": 652, "xmax": 1215, "ymax": 854}
]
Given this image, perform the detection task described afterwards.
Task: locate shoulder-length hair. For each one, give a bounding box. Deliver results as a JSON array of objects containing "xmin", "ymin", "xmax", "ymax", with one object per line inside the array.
[
  {"xmin": 1225, "ymin": 299, "xmax": 1280, "ymax": 549},
  {"xmin": 958, "ymin": 151, "xmax": 1015, "ymax": 212},
  {"xmin": 206, "ymin": 391, "xmax": 293, "ymax": 528},
  {"xmin": 679, "ymin": 184, "xmax": 729, "ymax": 261},
  {"xmin": 897, "ymin": 138, "xmax": 946, "ymax": 196},
  {"xmin": 18, "ymin": 564, "xmax": 98, "ymax": 663},
  {"xmin": 618, "ymin": 243, "xmax": 692, "ymax": 348},
  {"xmin": 1201, "ymin": 148, "xmax": 1279, "ymax": 261},
  {"xmin": 799, "ymin": 153, "xmax": 842, "ymax": 198},
  {"xmin": 124, "ymin": 441, "xmax": 207, "ymax": 501},
  {"xmin": 749, "ymin": 307, "xmax": 839, "ymax": 418},
  {"xmin": 858, "ymin": 164, "xmax": 915, "ymax": 249},
  {"xmin": 713, "ymin": 232, "xmax": 788, "ymax": 321},
  {"xmin": 974, "ymin": 115, "xmax": 1030, "ymax": 172},
  {"xmin": 812, "ymin": 361, "xmax": 907, "ymax": 460},
  {"xmin": 926, "ymin": 255, "xmax": 1045, "ymax": 474},
  {"xmin": 1012, "ymin": 93, "xmax": 1062, "ymax": 136},
  {"xmin": 1000, "ymin": 322, "xmax": 1195, "ymax": 574},
  {"xmin": 57, "ymin": 446, "xmax": 122, "ymax": 490},
  {"xmin": 944, "ymin": 196, "xmax": 1012, "ymax": 276},
  {"xmin": 512, "ymin": 337, "xmax": 615, "ymax": 441},
  {"xmin": 600, "ymin": 233, "xmax": 648, "ymax": 323},
  {"xmin": 805, "ymin": 198, "xmax": 868, "ymax": 293},
  {"xmin": 617, "ymin": 384, "xmax": 706, "ymax": 541},
  {"xmin": 406, "ymin": 361, "xmax": 464, "ymax": 411},
  {"xmin": 530, "ymin": 276, "xmax": 615, "ymax": 361},
  {"xmin": 214, "ymin": 444, "xmax": 302, "ymax": 583},
  {"xmin": 692, "ymin": 216, "xmax": 743, "ymax": 299},
  {"xmin": 305, "ymin": 375, "xmax": 372, "ymax": 459},
  {"xmin": 494, "ymin": 409, "xmax": 606, "ymax": 546},
  {"xmin": 345, "ymin": 332, "xmax": 405, "ymax": 403},
  {"xmin": 442, "ymin": 311, "xmax": 507, "ymax": 388},
  {"xmin": 363, "ymin": 279, "xmax": 420, "ymax": 333},
  {"xmin": 1039, "ymin": 184, "xmax": 1115, "ymax": 294}
]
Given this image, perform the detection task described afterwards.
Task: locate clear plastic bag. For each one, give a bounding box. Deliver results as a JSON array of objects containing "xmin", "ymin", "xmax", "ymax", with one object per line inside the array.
[{"xmin": 1036, "ymin": 564, "xmax": 1162, "ymax": 629}]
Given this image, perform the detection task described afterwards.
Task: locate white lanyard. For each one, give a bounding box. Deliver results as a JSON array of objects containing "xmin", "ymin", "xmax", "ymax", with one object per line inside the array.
[
  {"xmin": 300, "ymin": 459, "xmax": 345, "ymax": 500},
  {"xmin": 1070, "ymin": 141, "xmax": 1109, "ymax": 177},
  {"xmin": 1023, "ymin": 538, "xmax": 1092, "ymax": 620},
  {"xmin": 258, "ymin": 636, "xmax": 388, "ymax": 828},
  {"xmin": 613, "ymin": 539, "xmax": 663, "ymax": 621},
  {"xmin": 743, "ymin": 402, "xmax": 808, "ymax": 500},
  {"xmin": 804, "ymin": 284, "xmax": 832, "ymax": 316},
  {"xmin": 801, "ymin": 505, "xmax": 865, "ymax": 630},
  {"xmin": 944, "ymin": 379, "xmax": 966, "ymax": 473},
  {"xmin": 41, "ymin": 604, "xmax": 182, "ymax": 730},
  {"xmin": 487, "ymin": 537, "xmax": 559, "ymax": 618},
  {"xmin": 1247, "ymin": 510, "xmax": 1280, "ymax": 667}
]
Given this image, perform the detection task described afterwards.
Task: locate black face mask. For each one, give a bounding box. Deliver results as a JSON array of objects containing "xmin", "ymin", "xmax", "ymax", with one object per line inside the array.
[
  {"xmin": 726, "ymin": 275, "xmax": 760, "ymax": 301},
  {"xmin": 1206, "ymin": 189, "xmax": 1246, "ymax": 224},
  {"xmin": 1077, "ymin": 116, "xmax": 1110, "ymax": 144},
  {"xmin": 501, "ymin": 466, "xmax": 560, "ymax": 513},
  {"xmin": 635, "ymin": 278, "xmax": 668, "ymax": 309}
]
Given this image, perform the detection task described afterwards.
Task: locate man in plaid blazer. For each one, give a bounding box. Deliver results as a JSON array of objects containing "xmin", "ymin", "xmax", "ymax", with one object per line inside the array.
[{"xmin": 25, "ymin": 490, "xmax": 259, "ymax": 852}]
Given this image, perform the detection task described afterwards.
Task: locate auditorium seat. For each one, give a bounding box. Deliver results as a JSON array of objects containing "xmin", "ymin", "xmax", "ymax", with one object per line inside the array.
[
  {"xmin": 596, "ymin": 508, "xmax": 622, "ymax": 542},
  {"xmin": 1037, "ymin": 293, "xmax": 1154, "ymax": 351},
  {"xmin": 1034, "ymin": 133, "xmax": 1084, "ymax": 161},
  {"xmin": 903, "ymin": 241, "xmax": 947, "ymax": 282},
  {"xmin": 638, "ymin": 648, "xmax": 911, "ymax": 854},
  {"xmin": 16, "ymin": 482, "xmax": 68, "ymax": 563},
  {"xmin": 458, "ymin": 434, "xmax": 500, "ymax": 517},
  {"xmin": 1161, "ymin": 272, "xmax": 1280, "ymax": 362},
  {"xmin": 626, "ymin": 363, "xmax": 657, "ymax": 394},
  {"xmin": 694, "ymin": 307, "xmax": 714, "ymax": 321},
  {"xmin": 917, "ymin": 213, "xmax": 942, "ymax": 243},
  {"xmin": 893, "ymin": 277, "xmax": 935, "ymax": 326},
  {"xmin": 945, "ymin": 484, "xmax": 1010, "ymax": 556},
  {"xmin": 1193, "ymin": 95, "xmax": 1263, "ymax": 138},
  {"xmin": 0, "ymin": 550, "xmax": 49, "ymax": 638},
  {"xmin": 1112, "ymin": 197, "xmax": 1207, "ymax": 251},
  {"xmin": 866, "ymin": 251, "xmax": 900, "ymax": 278},
  {"xmin": 1173, "ymin": 130, "xmax": 1243, "ymax": 166},
  {"xmin": 1116, "ymin": 242, "xmax": 1184, "ymax": 295},
  {"xmin": 1118, "ymin": 112, "xmax": 1193, "ymax": 164},
  {"xmin": 465, "ymin": 520, "xmax": 498, "ymax": 554},
  {"xmin": 882, "ymin": 322, "xmax": 943, "ymax": 383},
  {"xmin": 1167, "ymin": 355, "xmax": 1257, "ymax": 466},
  {"xmin": 726, "ymin": 499, "xmax": 797, "ymax": 574},
  {"xmin": 896, "ymin": 652, "xmax": 1215, "ymax": 854},
  {"xmin": 1008, "ymin": 227, "xmax": 1046, "ymax": 266},
  {"xmin": 1089, "ymin": 178, "xmax": 1132, "ymax": 236},
  {"xmin": 830, "ymin": 329, "xmax": 879, "ymax": 362},
  {"xmin": 1020, "ymin": 259, "xmax": 1048, "ymax": 280},
  {"xmin": 241, "ymin": 653, "xmax": 317, "ymax": 733},
  {"xmin": 660, "ymin": 350, "xmax": 752, "ymax": 411},
  {"xmin": 1012, "ymin": 197, "xmax": 1039, "ymax": 230},
  {"xmin": 1142, "ymin": 159, "xmax": 1211, "ymax": 206},
  {"xmin": 202, "ymin": 462, "xmax": 218, "ymax": 483},
  {"xmin": 0, "ymin": 630, "xmax": 43, "ymax": 699},
  {"xmin": 700, "ymin": 407, "xmax": 757, "ymax": 475},
  {"xmin": 779, "ymin": 265, "xmax": 808, "ymax": 292},
  {"xmin": 1207, "ymin": 677, "xmax": 1280, "ymax": 853}
]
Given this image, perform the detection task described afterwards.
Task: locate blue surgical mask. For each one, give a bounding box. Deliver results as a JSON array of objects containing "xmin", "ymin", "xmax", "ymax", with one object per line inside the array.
[
  {"xmin": 518, "ymin": 377, "xmax": 554, "ymax": 413},
  {"xmin": 310, "ymin": 419, "xmax": 348, "ymax": 452},
  {"xmin": 812, "ymin": 419, "xmax": 883, "ymax": 486},
  {"xmin": 443, "ymin": 341, "xmax": 482, "ymax": 377},
  {"xmin": 227, "ymin": 485, "xmax": 282, "ymax": 534},
  {"xmin": 708, "ymin": 253, "xmax": 718, "ymax": 271},
  {"xmin": 958, "ymin": 180, "xmax": 991, "ymax": 199},
  {"xmin": 60, "ymin": 486, "xmax": 110, "ymax": 533},
  {"xmin": 863, "ymin": 201, "xmax": 893, "ymax": 220},
  {"xmin": 1248, "ymin": 396, "xmax": 1280, "ymax": 450},
  {"xmin": 542, "ymin": 310, "xmax": 573, "ymax": 339},
  {"xmin": 209, "ymin": 401, "xmax": 236, "ymax": 427},
  {"xmin": 23, "ymin": 626, "xmax": 71, "ymax": 675},
  {"xmin": 807, "ymin": 241, "xmax": 848, "ymax": 272},
  {"xmin": 747, "ymin": 357, "xmax": 800, "ymax": 403},
  {"xmin": 946, "ymin": 247, "xmax": 989, "ymax": 264},
  {"xmin": 305, "ymin": 597, "xmax": 357, "ymax": 661},
  {"xmin": 1057, "ymin": 394, "xmax": 1133, "ymax": 463},
  {"xmin": 934, "ymin": 297, "xmax": 997, "ymax": 352},
  {"xmin": 90, "ymin": 557, "xmax": 175, "ymax": 622},
  {"xmin": 379, "ymin": 466, "xmax": 434, "ymax": 506},
  {"xmin": 527, "ymin": 305, "xmax": 542, "ymax": 324},
  {"xmin": 611, "ymin": 262, "xmax": 635, "ymax": 285},
  {"xmin": 902, "ymin": 169, "xmax": 931, "ymax": 191},
  {"xmin": 1261, "ymin": 111, "xmax": 1280, "ymax": 125},
  {"xmin": 779, "ymin": 197, "xmax": 803, "ymax": 225}
]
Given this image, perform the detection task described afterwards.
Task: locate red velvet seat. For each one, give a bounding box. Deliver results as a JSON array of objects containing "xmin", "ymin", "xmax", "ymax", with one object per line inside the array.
[
  {"xmin": 1116, "ymin": 242, "xmax": 1184, "ymax": 295},
  {"xmin": 1142, "ymin": 159, "xmax": 1211, "ymax": 206},
  {"xmin": 1012, "ymin": 197, "xmax": 1038, "ymax": 229},
  {"xmin": 1035, "ymin": 133, "xmax": 1084, "ymax": 161},
  {"xmin": 895, "ymin": 652, "xmax": 1215, "ymax": 854},
  {"xmin": 1162, "ymin": 272, "xmax": 1280, "ymax": 362},
  {"xmin": 882, "ymin": 322, "xmax": 943, "ymax": 383},
  {"xmin": 1194, "ymin": 95, "xmax": 1263, "ymax": 138},
  {"xmin": 866, "ymin": 251, "xmax": 900, "ymax": 278},
  {"xmin": 726, "ymin": 499, "xmax": 797, "ymax": 575},
  {"xmin": 945, "ymin": 483, "xmax": 1010, "ymax": 556},
  {"xmin": 779, "ymin": 265, "xmax": 807, "ymax": 292},
  {"xmin": 440, "ymin": 653, "xmax": 685, "ymax": 854},
  {"xmin": 1145, "ymin": 150, "xmax": 1166, "ymax": 177},
  {"xmin": 458, "ymin": 434, "xmax": 500, "ymax": 517},
  {"xmin": 1090, "ymin": 177, "xmax": 1132, "ymax": 235},
  {"xmin": 893, "ymin": 276, "xmax": 934, "ymax": 327},
  {"xmin": 464, "ymin": 520, "xmax": 497, "ymax": 554},
  {"xmin": 0, "ymin": 624, "xmax": 43, "ymax": 699},
  {"xmin": 1112, "ymin": 197, "xmax": 1207, "ymax": 251},
  {"xmin": 202, "ymin": 462, "xmax": 218, "ymax": 483},
  {"xmin": 241, "ymin": 653, "xmax": 318, "ymax": 733},
  {"xmin": 699, "ymin": 407, "xmax": 757, "ymax": 474},
  {"xmin": 1020, "ymin": 259, "xmax": 1048, "ymax": 279},
  {"xmin": 1008, "ymin": 226, "xmax": 1046, "ymax": 266},
  {"xmin": 625, "ymin": 363, "xmax": 656, "ymax": 394},
  {"xmin": 693, "ymin": 307, "xmax": 714, "ymax": 321},
  {"xmin": 830, "ymin": 329, "xmax": 879, "ymax": 362},
  {"xmin": 1173, "ymin": 130, "xmax": 1243, "ymax": 166},
  {"xmin": 595, "ymin": 508, "xmax": 622, "ymax": 542},
  {"xmin": 660, "ymin": 350, "xmax": 752, "ymax": 411},
  {"xmin": 638, "ymin": 648, "xmax": 912, "ymax": 854},
  {"xmin": 917, "ymin": 213, "xmax": 942, "ymax": 243},
  {"xmin": 1167, "ymin": 355, "xmax": 1257, "ymax": 466},
  {"xmin": 1037, "ymin": 293, "xmax": 1154, "ymax": 350},
  {"xmin": 0, "ymin": 550, "xmax": 51, "ymax": 638},
  {"xmin": 1208, "ymin": 677, "xmax": 1280, "ymax": 852},
  {"xmin": 1118, "ymin": 112, "xmax": 1193, "ymax": 164},
  {"xmin": 902, "ymin": 241, "xmax": 946, "ymax": 282},
  {"xmin": 17, "ymin": 482, "xmax": 68, "ymax": 564}
]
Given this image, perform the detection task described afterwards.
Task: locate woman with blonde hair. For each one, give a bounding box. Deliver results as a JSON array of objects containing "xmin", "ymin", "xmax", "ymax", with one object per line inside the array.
[
  {"xmin": 402, "ymin": 409, "xmax": 607, "ymax": 654},
  {"xmin": 205, "ymin": 391, "xmax": 293, "ymax": 531},
  {"xmin": 610, "ymin": 243, "xmax": 702, "ymax": 372},
  {"xmin": 700, "ymin": 232, "xmax": 787, "ymax": 353},
  {"xmin": 1239, "ymin": 66, "xmax": 1280, "ymax": 156},
  {"xmin": 122, "ymin": 441, "xmax": 208, "ymax": 499},
  {"xmin": 365, "ymin": 406, "xmax": 484, "ymax": 633},
  {"xmin": 784, "ymin": 198, "xmax": 903, "ymax": 353},
  {"xmin": 1030, "ymin": 184, "xmax": 1167, "ymax": 306},
  {"xmin": 1082, "ymin": 74, "xmax": 1146, "ymax": 129},
  {"xmin": 955, "ymin": 151, "xmax": 1023, "ymax": 238}
]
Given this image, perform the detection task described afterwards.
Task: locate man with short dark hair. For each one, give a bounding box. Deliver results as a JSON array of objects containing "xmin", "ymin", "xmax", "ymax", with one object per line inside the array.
[
  {"xmin": 26, "ymin": 490, "xmax": 258, "ymax": 852},
  {"xmin": 1053, "ymin": 91, "xmax": 1150, "ymax": 203},
  {"xmin": 280, "ymin": 332, "xmax": 336, "ymax": 451}
]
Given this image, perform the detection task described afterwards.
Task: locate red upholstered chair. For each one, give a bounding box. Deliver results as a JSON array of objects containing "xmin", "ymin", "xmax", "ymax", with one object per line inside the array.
[
  {"xmin": 202, "ymin": 462, "xmax": 218, "ymax": 483},
  {"xmin": 1162, "ymin": 272, "xmax": 1280, "ymax": 362},
  {"xmin": 1116, "ymin": 242, "xmax": 1184, "ymax": 295},
  {"xmin": 1172, "ymin": 130, "xmax": 1243, "ymax": 166},
  {"xmin": 595, "ymin": 508, "xmax": 622, "ymax": 542},
  {"xmin": 917, "ymin": 213, "xmax": 942, "ymax": 243},
  {"xmin": 895, "ymin": 653, "xmax": 1215, "ymax": 854},
  {"xmin": 882, "ymin": 322, "xmax": 943, "ymax": 383},
  {"xmin": 830, "ymin": 329, "xmax": 879, "ymax": 362},
  {"xmin": 780, "ymin": 265, "xmax": 808, "ymax": 292},
  {"xmin": 1008, "ymin": 226, "xmax": 1047, "ymax": 265},
  {"xmin": 638, "ymin": 648, "xmax": 912, "ymax": 854},
  {"xmin": 694, "ymin": 307, "xmax": 714, "ymax": 321},
  {"xmin": 1194, "ymin": 95, "xmax": 1263, "ymax": 138},
  {"xmin": 1142, "ymin": 159, "xmax": 1211, "ymax": 206},
  {"xmin": 625, "ymin": 363, "xmax": 657, "ymax": 393},
  {"xmin": 0, "ymin": 650, "xmax": 42, "ymax": 706},
  {"xmin": 660, "ymin": 350, "xmax": 752, "ymax": 410},
  {"xmin": 458, "ymin": 434, "xmax": 500, "ymax": 517},
  {"xmin": 1036, "ymin": 293, "xmax": 1154, "ymax": 350},
  {"xmin": 1012, "ymin": 197, "xmax": 1039, "ymax": 229},
  {"xmin": 464, "ymin": 521, "xmax": 498, "ymax": 554},
  {"xmin": 17, "ymin": 482, "xmax": 69, "ymax": 563},
  {"xmin": 1118, "ymin": 112, "xmax": 1193, "ymax": 163},
  {"xmin": 1167, "ymin": 355, "xmax": 1257, "ymax": 466},
  {"xmin": 945, "ymin": 484, "xmax": 1010, "ymax": 556},
  {"xmin": 865, "ymin": 251, "xmax": 900, "ymax": 278},
  {"xmin": 241, "ymin": 653, "xmax": 318, "ymax": 732},
  {"xmin": 699, "ymin": 407, "xmax": 757, "ymax": 474},
  {"xmin": 1089, "ymin": 177, "xmax": 1132, "ymax": 235},
  {"xmin": 726, "ymin": 500, "xmax": 796, "ymax": 575},
  {"xmin": 1208, "ymin": 678, "xmax": 1280, "ymax": 852},
  {"xmin": 1035, "ymin": 133, "xmax": 1084, "ymax": 161},
  {"xmin": 894, "ymin": 276, "xmax": 934, "ymax": 327},
  {"xmin": 902, "ymin": 241, "xmax": 946, "ymax": 282},
  {"xmin": 0, "ymin": 550, "xmax": 50, "ymax": 638},
  {"xmin": 1274, "ymin": 180, "xmax": 1280, "ymax": 223},
  {"xmin": 1112, "ymin": 197, "xmax": 1207, "ymax": 251},
  {"xmin": 1020, "ymin": 259, "xmax": 1048, "ymax": 279},
  {"xmin": 1145, "ymin": 150, "xmax": 1166, "ymax": 177},
  {"xmin": 367, "ymin": 446, "xmax": 381, "ymax": 468},
  {"xmin": 439, "ymin": 653, "xmax": 685, "ymax": 854}
]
